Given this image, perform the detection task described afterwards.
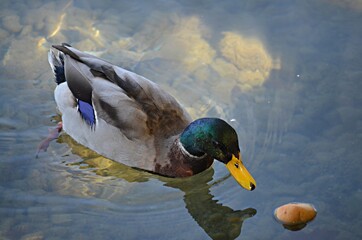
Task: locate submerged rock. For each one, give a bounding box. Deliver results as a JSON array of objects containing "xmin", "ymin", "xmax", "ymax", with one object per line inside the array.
[
  {"xmin": 137, "ymin": 14, "xmax": 215, "ymax": 72},
  {"xmin": 2, "ymin": 15, "xmax": 22, "ymax": 33},
  {"xmin": 212, "ymin": 32, "xmax": 279, "ymax": 92},
  {"xmin": 1, "ymin": 36, "xmax": 49, "ymax": 80}
]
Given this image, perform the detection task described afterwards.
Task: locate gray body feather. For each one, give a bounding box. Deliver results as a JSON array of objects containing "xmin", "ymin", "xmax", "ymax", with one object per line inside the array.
[{"xmin": 50, "ymin": 45, "xmax": 194, "ymax": 173}]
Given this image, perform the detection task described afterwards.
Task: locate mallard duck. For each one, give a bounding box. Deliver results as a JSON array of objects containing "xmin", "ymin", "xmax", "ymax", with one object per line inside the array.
[{"xmin": 48, "ymin": 43, "xmax": 256, "ymax": 191}]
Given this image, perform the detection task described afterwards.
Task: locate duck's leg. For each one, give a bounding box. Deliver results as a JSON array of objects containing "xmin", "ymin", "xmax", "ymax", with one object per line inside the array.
[{"xmin": 35, "ymin": 122, "xmax": 63, "ymax": 158}]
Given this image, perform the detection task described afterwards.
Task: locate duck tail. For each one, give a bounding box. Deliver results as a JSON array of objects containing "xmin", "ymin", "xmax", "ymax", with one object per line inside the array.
[{"xmin": 48, "ymin": 48, "xmax": 66, "ymax": 85}]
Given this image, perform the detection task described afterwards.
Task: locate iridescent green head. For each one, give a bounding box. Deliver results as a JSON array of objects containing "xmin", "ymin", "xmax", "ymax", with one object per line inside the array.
[{"xmin": 180, "ymin": 118, "xmax": 256, "ymax": 191}]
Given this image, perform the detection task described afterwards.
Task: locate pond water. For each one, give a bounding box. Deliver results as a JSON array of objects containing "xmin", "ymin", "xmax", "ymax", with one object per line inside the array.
[{"xmin": 1, "ymin": 0, "xmax": 362, "ymax": 239}]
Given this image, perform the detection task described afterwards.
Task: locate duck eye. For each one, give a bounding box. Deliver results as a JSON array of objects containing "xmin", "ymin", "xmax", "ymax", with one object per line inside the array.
[
  {"xmin": 212, "ymin": 140, "xmax": 227, "ymax": 153},
  {"xmin": 212, "ymin": 140, "xmax": 220, "ymax": 147},
  {"xmin": 234, "ymin": 163, "xmax": 239, "ymax": 168}
]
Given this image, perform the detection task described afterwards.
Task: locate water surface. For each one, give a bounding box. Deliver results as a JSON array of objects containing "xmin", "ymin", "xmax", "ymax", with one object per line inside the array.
[{"xmin": 1, "ymin": 0, "xmax": 362, "ymax": 239}]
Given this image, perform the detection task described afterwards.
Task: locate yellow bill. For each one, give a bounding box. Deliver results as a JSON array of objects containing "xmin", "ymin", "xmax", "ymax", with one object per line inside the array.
[{"xmin": 226, "ymin": 154, "xmax": 256, "ymax": 191}]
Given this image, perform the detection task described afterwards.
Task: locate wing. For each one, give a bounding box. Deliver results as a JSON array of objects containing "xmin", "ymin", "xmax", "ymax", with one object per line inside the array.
[{"xmin": 53, "ymin": 44, "xmax": 192, "ymax": 140}]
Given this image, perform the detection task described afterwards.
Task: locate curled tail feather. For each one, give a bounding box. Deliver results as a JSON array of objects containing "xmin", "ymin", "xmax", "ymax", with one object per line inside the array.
[{"xmin": 48, "ymin": 49, "xmax": 66, "ymax": 85}]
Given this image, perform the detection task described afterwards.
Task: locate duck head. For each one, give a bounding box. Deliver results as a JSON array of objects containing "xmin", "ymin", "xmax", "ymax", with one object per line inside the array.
[{"xmin": 180, "ymin": 118, "xmax": 256, "ymax": 191}]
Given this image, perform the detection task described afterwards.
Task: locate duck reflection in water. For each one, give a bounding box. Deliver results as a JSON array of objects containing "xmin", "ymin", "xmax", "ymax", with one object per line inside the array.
[
  {"xmin": 166, "ymin": 170, "xmax": 257, "ymax": 239},
  {"xmin": 58, "ymin": 134, "xmax": 256, "ymax": 240}
]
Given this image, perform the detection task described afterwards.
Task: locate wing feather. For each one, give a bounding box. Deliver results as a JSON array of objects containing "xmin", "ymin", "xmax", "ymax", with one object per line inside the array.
[{"xmin": 54, "ymin": 44, "xmax": 191, "ymax": 141}]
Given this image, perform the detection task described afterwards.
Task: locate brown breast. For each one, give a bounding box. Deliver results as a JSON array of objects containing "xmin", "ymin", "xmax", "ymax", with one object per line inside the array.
[{"xmin": 154, "ymin": 138, "xmax": 214, "ymax": 178}]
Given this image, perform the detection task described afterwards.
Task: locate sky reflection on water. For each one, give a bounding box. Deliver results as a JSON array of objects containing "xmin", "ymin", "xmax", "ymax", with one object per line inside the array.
[{"xmin": 0, "ymin": 0, "xmax": 362, "ymax": 239}]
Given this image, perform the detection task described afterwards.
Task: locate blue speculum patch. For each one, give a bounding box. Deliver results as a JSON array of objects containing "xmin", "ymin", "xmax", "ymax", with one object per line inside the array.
[{"xmin": 78, "ymin": 99, "xmax": 95, "ymax": 125}]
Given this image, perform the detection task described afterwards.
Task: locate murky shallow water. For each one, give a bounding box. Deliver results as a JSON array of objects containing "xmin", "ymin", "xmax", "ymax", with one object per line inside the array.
[{"xmin": 1, "ymin": 0, "xmax": 362, "ymax": 239}]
